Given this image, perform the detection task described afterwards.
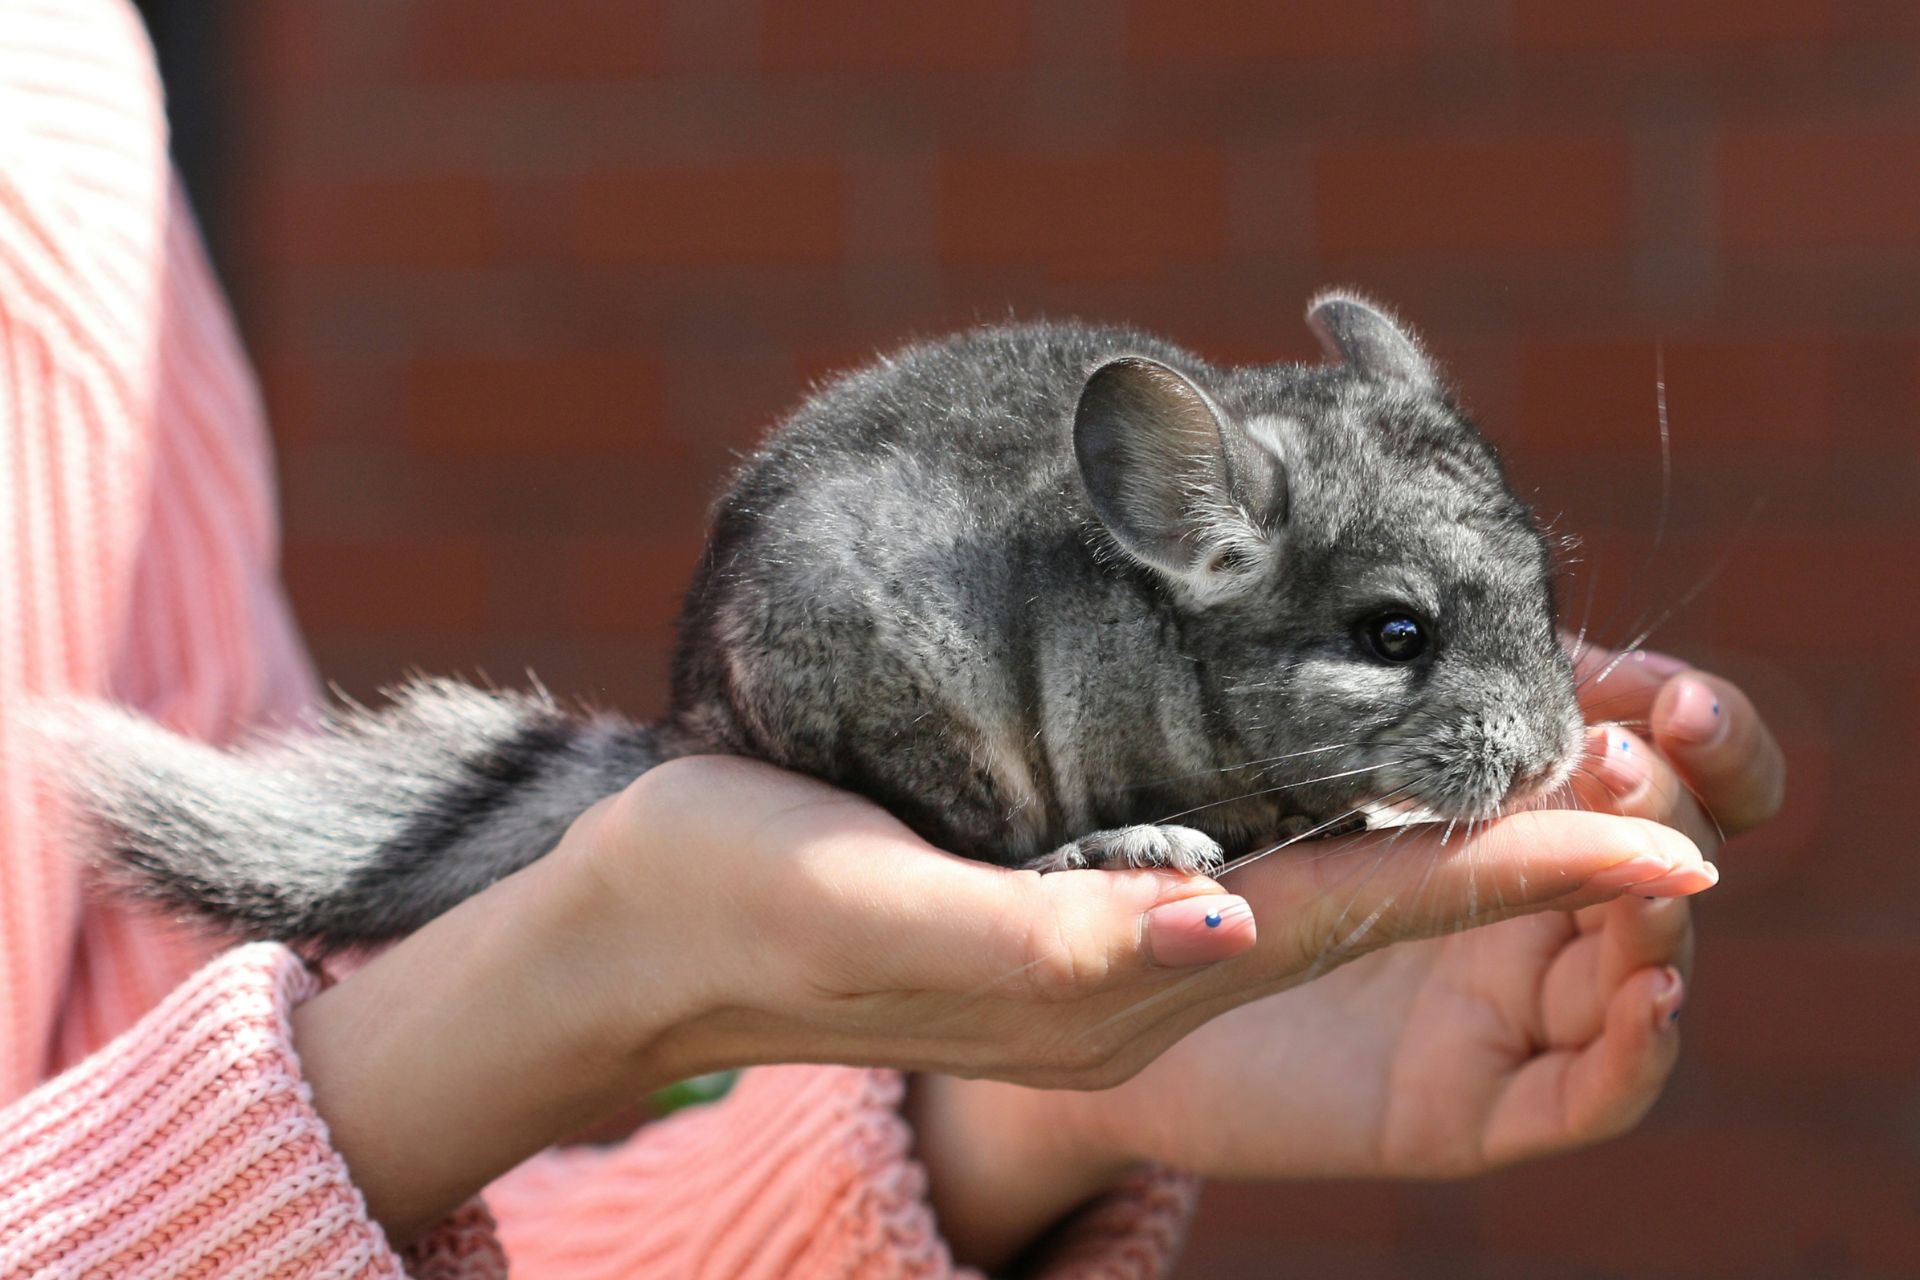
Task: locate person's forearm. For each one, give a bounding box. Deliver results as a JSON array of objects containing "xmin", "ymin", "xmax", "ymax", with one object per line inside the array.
[{"xmin": 291, "ymin": 831, "xmax": 708, "ymax": 1244}]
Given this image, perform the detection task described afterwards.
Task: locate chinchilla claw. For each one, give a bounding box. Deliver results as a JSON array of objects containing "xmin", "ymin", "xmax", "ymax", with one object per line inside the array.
[{"xmin": 1025, "ymin": 824, "xmax": 1226, "ymax": 876}]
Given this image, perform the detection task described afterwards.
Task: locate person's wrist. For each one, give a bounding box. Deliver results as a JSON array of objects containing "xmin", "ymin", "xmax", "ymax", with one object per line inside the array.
[
  {"xmin": 535, "ymin": 778, "xmax": 762, "ymax": 1080},
  {"xmin": 488, "ymin": 811, "xmax": 718, "ymax": 1089},
  {"xmin": 291, "ymin": 799, "xmax": 723, "ymax": 1243}
]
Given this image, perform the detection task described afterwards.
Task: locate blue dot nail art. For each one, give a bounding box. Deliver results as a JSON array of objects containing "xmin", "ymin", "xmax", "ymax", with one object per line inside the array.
[
  {"xmin": 1204, "ymin": 911, "xmax": 1222, "ymax": 929},
  {"xmin": 1620, "ymin": 738, "xmax": 1630, "ymax": 753},
  {"xmin": 1712, "ymin": 701, "xmax": 1721, "ymax": 716}
]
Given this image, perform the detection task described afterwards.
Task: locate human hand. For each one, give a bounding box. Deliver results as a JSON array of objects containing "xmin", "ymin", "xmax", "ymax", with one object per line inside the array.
[
  {"xmin": 295, "ymin": 746, "xmax": 1712, "ymax": 1246},
  {"xmin": 1568, "ymin": 643, "xmax": 1787, "ymax": 846},
  {"xmin": 912, "ymin": 652, "xmax": 1783, "ymax": 1265},
  {"xmin": 560, "ymin": 754, "xmax": 1719, "ymax": 1084}
]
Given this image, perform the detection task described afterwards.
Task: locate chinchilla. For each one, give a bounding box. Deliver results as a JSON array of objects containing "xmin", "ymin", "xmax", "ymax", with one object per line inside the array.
[{"xmin": 48, "ymin": 291, "xmax": 1584, "ymax": 949}]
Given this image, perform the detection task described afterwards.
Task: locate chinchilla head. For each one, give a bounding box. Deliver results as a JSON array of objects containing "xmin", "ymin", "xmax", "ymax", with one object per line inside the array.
[{"xmin": 1073, "ymin": 291, "xmax": 1583, "ymax": 828}]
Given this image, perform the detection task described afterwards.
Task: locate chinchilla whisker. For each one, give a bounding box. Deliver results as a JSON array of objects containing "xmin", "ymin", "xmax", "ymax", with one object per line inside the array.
[
  {"xmin": 1615, "ymin": 347, "xmax": 1684, "ymax": 652},
  {"xmin": 1328, "ymin": 899, "xmax": 1392, "ymax": 959},
  {"xmin": 1476, "ymin": 816, "xmax": 1514, "ymax": 907},
  {"xmin": 1577, "ymin": 691, "xmax": 1656, "ymax": 723},
  {"xmin": 1465, "ymin": 821, "xmax": 1480, "ymax": 920},
  {"xmin": 1581, "ymin": 496, "xmax": 1763, "ymax": 692},
  {"xmin": 1480, "ymin": 818, "xmax": 1512, "ymax": 919},
  {"xmin": 1083, "ymin": 955, "xmax": 1243, "ymax": 1036},
  {"xmin": 1605, "ymin": 347, "xmax": 1683, "ymax": 653},
  {"xmin": 1234, "ymin": 786, "xmax": 1425, "ymax": 869},
  {"xmin": 1150, "ymin": 759, "xmax": 1402, "ymax": 826},
  {"xmin": 1563, "ymin": 764, "xmax": 1619, "ymax": 816},
  {"xmin": 1288, "ymin": 817, "xmax": 1423, "ymax": 868},
  {"xmin": 1305, "ymin": 827, "xmax": 1411, "ymax": 975},
  {"xmin": 1120, "ymin": 742, "xmax": 1357, "ymax": 791},
  {"xmin": 1563, "ymin": 535, "xmax": 1602, "ymax": 671},
  {"xmin": 1653, "ymin": 343, "xmax": 1673, "ymax": 555},
  {"xmin": 1221, "ymin": 661, "xmax": 1313, "ymax": 687},
  {"xmin": 1474, "ymin": 821, "xmax": 1489, "ymax": 921},
  {"xmin": 1222, "ymin": 671, "xmax": 1316, "ymax": 695},
  {"xmin": 1666, "ymin": 768, "xmax": 1728, "ymax": 846},
  {"xmin": 1390, "ymin": 787, "xmax": 1495, "ymax": 929},
  {"xmin": 1381, "ymin": 821, "xmax": 1443, "ymax": 930},
  {"xmin": 1579, "ymin": 572, "xmax": 1717, "ymax": 690},
  {"xmin": 959, "ymin": 949, "xmax": 1065, "ymax": 1001},
  {"xmin": 1220, "ymin": 779, "xmax": 1427, "ymax": 875},
  {"xmin": 1569, "ymin": 348, "xmax": 1684, "ymax": 675},
  {"xmin": 1534, "ymin": 775, "xmax": 1586, "ymax": 816}
]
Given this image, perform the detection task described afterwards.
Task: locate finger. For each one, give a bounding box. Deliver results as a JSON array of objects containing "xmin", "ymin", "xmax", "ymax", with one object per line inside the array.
[
  {"xmin": 863, "ymin": 854, "xmax": 1258, "ymax": 1001},
  {"xmin": 1029, "ymin": 812, "xmax": 1712, "ymax": 1060},
  {"xmin": 1568, "ymin": 646, "xmax": 1787, "ymax": 837},
  {"xmin": 1650, "ymin": 672, "xmax": 1787, "ymax": 836},
  {"xmin": 1223, "ymin": 809, "xmax": 1714, "ymax": 969},
  {"xmin": 1597, "ymin": 895, "xmax": 1695, "ymax": 985},
  {"xmin": 1540, "ymin": 897, "xmax": 1693, "ymax": 1047},
  {"xmin": 992, "ymin": 809, "xmax": 1710, "ymax": 1081},
  {"xmin": 666, "ymin": 755, "xmax": 1257, "ymax": 1003},
  {"xmin": 1568, "ymin": 641, "xmax": 1688, "ymax": 726},
  {"xmin": 1486, "ymin": 963, "xmax": 1686, "ymax": 1168},
  {"xmin": 1568, "ymin": 726, "xmax": 1719, "ymax": 854}
]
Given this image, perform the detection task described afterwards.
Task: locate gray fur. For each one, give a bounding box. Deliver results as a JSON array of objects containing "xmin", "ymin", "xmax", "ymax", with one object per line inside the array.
[
  {"xmin": 41, "ymin": 684, "xmax": 661, "ymax": 945},
  {"xmin": 48, "ymin": 293, "xmax": 1583, "ymax": 948}
]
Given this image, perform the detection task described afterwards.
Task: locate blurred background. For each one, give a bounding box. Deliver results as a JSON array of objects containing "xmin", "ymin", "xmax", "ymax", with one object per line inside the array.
[{"xmin": 136, "ymin": 2, "xmax": 1913, "ymax": 1276}]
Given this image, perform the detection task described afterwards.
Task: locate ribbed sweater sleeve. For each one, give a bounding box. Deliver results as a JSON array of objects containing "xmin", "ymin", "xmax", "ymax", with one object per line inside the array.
[
  {"xmin": 490, "ymin": 1067, "xmax": 1197, "ymax": 1279},
  {"xmin": 0, "ymin": 953, "xmax": 1190, "ymax": 1280},
  {"xmin": 0, "ymin": 4, "xmax": 457, "ymax": 1274},
  {"xmin": 0, "ymin": 945, "xmax": 506, "ymax": 1279}
]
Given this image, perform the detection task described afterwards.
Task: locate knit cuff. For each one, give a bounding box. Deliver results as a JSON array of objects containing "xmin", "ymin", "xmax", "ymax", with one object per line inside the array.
[
  {"xmin": 493, "ymin": 1064, "xmax": 957, "ymax": 1277},
  {"xmin": 489, "ymin": 1065, "xmax": 1194, "ymax": 1279},
  {"xmin": 1021, "ymin": 1163, "xmax": 1200, "ymax": 1279},
  {"xmin": 0, "ymin": 942, "xmax": 506, "ymax": 1278},
  {"xmin": 401, "ymin": 1201, "xmax": 507, "ymax": 1280}
]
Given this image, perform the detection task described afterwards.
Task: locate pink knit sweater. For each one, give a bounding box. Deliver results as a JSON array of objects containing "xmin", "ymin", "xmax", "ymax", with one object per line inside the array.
[{"xmin": 0, "ymin": 4, "xmax": 1196, "ymax": 1275}]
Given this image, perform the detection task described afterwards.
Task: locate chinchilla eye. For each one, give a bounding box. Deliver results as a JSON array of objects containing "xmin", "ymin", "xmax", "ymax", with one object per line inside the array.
[{"xmin": 1362, "ymin": 613, "xmax": 1426, "ymax": 663}]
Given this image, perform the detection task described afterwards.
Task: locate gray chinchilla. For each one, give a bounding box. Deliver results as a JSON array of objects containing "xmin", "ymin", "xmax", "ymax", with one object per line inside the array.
[{"xmin": 50, "ymin": 291, "xmax": 1584, "ymax": 948}]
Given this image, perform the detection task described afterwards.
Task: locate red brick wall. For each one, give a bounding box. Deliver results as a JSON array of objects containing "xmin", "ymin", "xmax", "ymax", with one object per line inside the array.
[{"xmin": 217, "ymin": 4, "xmax": 1918, "ymax": 1275}]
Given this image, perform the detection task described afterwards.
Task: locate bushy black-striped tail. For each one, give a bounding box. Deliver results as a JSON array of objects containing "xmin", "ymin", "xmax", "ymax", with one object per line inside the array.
[{"xmin": 35, "ymin": 680, "xmax": 665, "ymax": 949}]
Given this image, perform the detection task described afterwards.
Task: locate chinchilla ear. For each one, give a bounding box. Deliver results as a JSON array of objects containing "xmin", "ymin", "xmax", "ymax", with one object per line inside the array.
[
  {"xmin": 1306, "ymin": 290, "xmax": 1438, "ymax": 391},
  {"xmin": 1073, "ymin": 355, "xmax": 1287, "ymax": 603}
]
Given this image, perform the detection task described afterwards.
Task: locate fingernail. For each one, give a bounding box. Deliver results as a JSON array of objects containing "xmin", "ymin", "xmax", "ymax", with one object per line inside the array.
[
  {"xmin": 1630, "ymin": 649, "xmax": 1692, "ymax": 679},
  {"xmin": 1588, "ymin": 853, "xmax": 1678, "ymax": 891},
  {"xmin": 1661, "ymin": 676, "xmax": 1727, "ymax": 748},
  {"xmin": 1634, "ymin": 861, "xmax": 1720, "ymax": 898},
  {"xmin": 1585, "ymin": 726, "xmax": 1648, "ymax": 802},
  {"xmin": 1144, "ymin": 894, "xmax": 1256, "ymax": 967},
  {"xmin": 1652, "ymin": 965, "xmax": 1686, "ymax": 1029}
]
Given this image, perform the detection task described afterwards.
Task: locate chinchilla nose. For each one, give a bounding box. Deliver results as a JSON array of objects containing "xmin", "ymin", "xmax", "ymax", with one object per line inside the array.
[{"xmin": 1491, "ymin": 702, "xmax": 1579, "ymax": 798}]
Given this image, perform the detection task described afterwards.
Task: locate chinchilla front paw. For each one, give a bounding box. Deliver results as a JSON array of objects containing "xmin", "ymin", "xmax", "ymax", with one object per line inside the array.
[{"xmin": 1024, "ymin": 824, "xmax": 1225, "ymax": 876}]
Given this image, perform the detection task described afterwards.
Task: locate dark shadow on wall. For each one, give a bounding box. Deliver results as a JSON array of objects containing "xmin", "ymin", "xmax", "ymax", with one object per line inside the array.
[{"xmin": 131, "ymin": 0, "xmax": 232, "ymax": 280}]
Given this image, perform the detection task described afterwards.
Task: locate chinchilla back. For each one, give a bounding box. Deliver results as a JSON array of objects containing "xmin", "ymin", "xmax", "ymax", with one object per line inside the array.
[{"xmin": 667, "ymin": 322, "xmax": 1237, "ymax": 862}]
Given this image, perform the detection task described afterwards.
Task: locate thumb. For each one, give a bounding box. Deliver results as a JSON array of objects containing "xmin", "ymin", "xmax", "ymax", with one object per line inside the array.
[
  {"xmin": 1223, "ymin": 811, "xmax": 1715, "ymax": 969},
  {"xmin": 871, "ymin": 854, "xmax": 1260, "ymax": 1001},
  {"xmin": 622, "ymin": 756, "xmax": 1257, "ymax": 1008}
]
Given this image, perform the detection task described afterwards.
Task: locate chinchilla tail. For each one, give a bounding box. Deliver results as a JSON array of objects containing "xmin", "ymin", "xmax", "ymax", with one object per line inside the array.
[{"xmin": 34, "ymin": 679, "xmax": 669, "ymax": 950}]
